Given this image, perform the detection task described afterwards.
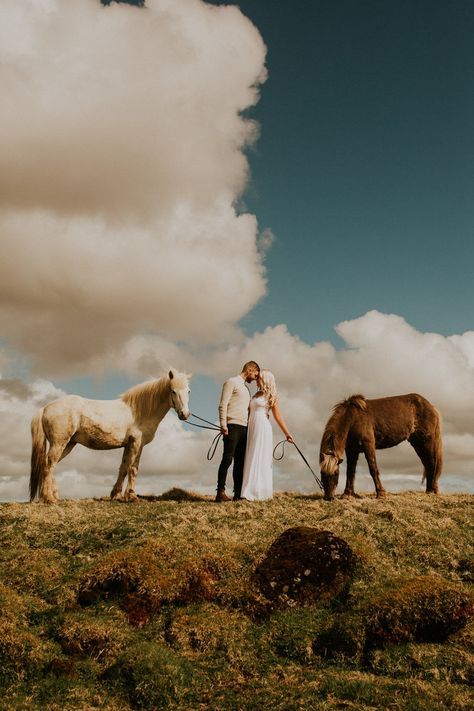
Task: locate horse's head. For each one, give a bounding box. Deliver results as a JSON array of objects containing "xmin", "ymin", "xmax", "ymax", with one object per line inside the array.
[
  {"xmin": 169, "ymin": 369, "xmax": 191, "ymax": 421},
  {"xmin": 319, "ymin": 452, "xmax": 343, "ymax": 501}
]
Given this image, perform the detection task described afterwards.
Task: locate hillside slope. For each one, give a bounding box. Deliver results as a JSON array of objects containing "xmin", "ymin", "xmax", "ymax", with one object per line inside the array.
[{"xmin": 0, "ymin": 491, "xmax": 472, "ymax": 710}]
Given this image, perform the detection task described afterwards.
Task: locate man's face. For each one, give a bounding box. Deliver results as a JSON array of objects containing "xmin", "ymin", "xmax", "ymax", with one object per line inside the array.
[{"xmin": 245, "ymin": 368, "xmax": 259, "ymax": 383}]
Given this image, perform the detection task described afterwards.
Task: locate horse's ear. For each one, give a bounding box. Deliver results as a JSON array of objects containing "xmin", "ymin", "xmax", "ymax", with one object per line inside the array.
[
  {"xmin": 169, "ymin": 370, "xmax": 174, "ymax": 380},
  {"xmin": 186, "ymin": 373, "xmax": 193, "ymax": 380}
]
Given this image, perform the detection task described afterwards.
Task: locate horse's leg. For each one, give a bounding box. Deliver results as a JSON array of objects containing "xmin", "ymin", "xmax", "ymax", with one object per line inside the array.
[
  {"xmin": 59, "ymin": 441, "xmax": 77, "ymax": 461},
  {"xmin": 52, "ymin": 442, "xmax": 77, "ymax": 500},
  {"xmin": 124, "ymin": 444, "xmax": 143, "ymax": 502},
  {"xmin": 111, "ymin": 438, "xmax": 142, "ymax": 501},
  {"xmin": 408, "ymin": 434, "xmax": 439, "ymax": 494},
  {"xmin": 40, "ymin": 439, "xmax": 71, "ymax": 504},
  {"xmin": 362, "ymin": 440, "xmax": 386, "ymax": 498},
  {"xmin": 342, "ymin": 448, "xmax": 359, "ymax": 498},
  {"xmin": 110, "ymin": 445, "xmax": 132, "ymax": 500}
]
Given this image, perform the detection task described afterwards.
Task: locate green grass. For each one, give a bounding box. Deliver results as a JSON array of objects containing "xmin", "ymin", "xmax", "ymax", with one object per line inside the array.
[{"xmin": 0, "ymin": 491, "xmax": 472, "ymax": 710}]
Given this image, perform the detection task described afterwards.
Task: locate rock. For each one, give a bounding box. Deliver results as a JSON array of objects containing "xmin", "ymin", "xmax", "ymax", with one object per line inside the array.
[{"xmin": 254, "ymin": 527, "xmax": 358, "ymax": 607}]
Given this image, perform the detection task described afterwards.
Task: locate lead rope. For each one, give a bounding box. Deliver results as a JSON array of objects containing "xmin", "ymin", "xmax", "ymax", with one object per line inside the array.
[
  {"xmin": 273, "ymin": 439, "xmax": 324, "ymax": 491},
  {"xmin": 188, "ymin": 414, "xmax": 324, "ymax": 487},
  {"xmin": 187, "ymin": 413, "xmax": 223, "ymax": 460}
]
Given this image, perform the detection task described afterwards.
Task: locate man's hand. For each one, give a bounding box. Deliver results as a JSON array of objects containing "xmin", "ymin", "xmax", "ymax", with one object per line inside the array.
[{"xmin": 221, "ymin": 426, "xmax": 228, "ymax": 436}]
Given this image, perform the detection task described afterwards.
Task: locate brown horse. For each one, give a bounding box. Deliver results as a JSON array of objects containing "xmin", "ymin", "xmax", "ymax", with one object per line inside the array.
[{"xmin": 319, "ymin": 393, "xmax": 442, "ymax": 500}]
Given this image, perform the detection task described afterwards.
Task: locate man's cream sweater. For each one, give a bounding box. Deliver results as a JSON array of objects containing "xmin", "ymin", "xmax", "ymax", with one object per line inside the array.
[{"xmin": 218, "ymin": 375, "xmax": 250, "ymax": 428}]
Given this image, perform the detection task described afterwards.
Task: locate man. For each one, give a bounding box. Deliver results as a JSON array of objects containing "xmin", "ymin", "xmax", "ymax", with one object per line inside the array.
[{"xmin": 215, "ymin": 360, "xmax": 260, "ymax": 502}]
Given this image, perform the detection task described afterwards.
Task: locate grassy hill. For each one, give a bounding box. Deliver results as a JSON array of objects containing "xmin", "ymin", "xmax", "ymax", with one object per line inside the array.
[{"xmin": 0, "ymin": 491, "xmax": 473, "ymax": 710}]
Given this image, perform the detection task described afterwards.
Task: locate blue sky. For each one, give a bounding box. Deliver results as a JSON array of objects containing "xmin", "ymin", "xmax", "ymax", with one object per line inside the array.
[{"xmin": 220, "ymin": 0, "xmax": 474, "ymax": 344}]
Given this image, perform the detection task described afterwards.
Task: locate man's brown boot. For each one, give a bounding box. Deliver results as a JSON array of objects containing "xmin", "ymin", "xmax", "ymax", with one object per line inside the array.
[{"xmin": 215, "ymin": 489, "xmax": 231, "ymax": 502}]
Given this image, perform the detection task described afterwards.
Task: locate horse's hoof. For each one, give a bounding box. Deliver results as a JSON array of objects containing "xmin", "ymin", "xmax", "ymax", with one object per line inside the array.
[
  {"xmin": 124, "ymin": 492, "xmax": 139, "ymax": 503},
  {"xmin": 376, "ymin": 490, "xmax": 387, "ymax": 498}
]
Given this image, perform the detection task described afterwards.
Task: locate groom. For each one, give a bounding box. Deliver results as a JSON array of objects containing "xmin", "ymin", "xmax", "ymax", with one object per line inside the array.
[{"xmin": 215, "ymin": 360, "xmax": 260, "ymax": 502}]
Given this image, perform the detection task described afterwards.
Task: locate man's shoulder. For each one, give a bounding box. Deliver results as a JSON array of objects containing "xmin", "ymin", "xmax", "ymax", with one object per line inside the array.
[{"xmin": 225, "ymin": 375, "xmax": 241, "ymax": 386}]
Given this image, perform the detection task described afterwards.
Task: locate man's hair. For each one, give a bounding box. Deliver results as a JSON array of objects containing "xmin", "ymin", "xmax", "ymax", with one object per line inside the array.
[{"xmin": 242, "ymin": 360, "xmax": 260, "ymax": 373}]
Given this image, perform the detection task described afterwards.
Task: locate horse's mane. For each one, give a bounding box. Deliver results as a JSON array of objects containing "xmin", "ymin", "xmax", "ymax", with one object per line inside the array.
[
  {"xmin": 121, "ymin": 371, "xmax": 188, "ymax": 419},
  {"xmin": 333, "ymin": 394, "xmax": 367, "ymax": 412},
  {"xmin": 321, "ymin": 394, "xmax": 367, "ymax": 455}
]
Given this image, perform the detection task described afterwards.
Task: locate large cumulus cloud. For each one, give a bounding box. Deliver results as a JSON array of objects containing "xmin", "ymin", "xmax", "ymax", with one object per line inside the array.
[{"xmin": 0, "ymin": 0, "xmax": 267, "ymax": 374}]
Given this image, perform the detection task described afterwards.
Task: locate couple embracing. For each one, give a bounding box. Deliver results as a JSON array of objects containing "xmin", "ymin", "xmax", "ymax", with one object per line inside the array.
[{"xmin": 215, "ymin": 361, "xmax": 293, "ymax": 502}]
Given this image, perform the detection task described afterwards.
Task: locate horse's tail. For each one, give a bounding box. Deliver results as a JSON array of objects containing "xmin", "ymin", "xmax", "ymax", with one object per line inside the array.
[
  {"xmin": 431, "ymin": 408, "xmax": 443, "ymax": 491},
  {"xmin": 30, "ymin": 410, "xmax": 47, "ymax": 502},
  {"xmin": 421, "ymin": 406, "xmax": 443, "ymax": 492}
]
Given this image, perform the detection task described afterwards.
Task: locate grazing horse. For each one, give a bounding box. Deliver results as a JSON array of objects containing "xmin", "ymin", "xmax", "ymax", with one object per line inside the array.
[
  {"xmin": 30, "ymin": 369, "xmax": 191, "ymax": 504},
  {"xmin": 319, "ymin": 393, "xmax": 442, "ymax": 501}
]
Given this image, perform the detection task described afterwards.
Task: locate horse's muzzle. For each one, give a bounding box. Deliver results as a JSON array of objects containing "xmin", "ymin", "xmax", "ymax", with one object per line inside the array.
[{"xmin": 178, "ymin": 411, "xmax": 190, "ymax": 421}]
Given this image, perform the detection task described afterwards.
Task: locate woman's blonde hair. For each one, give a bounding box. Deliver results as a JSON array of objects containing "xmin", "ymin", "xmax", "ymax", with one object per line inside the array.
[{"xmin": 259, "ymin": 369, "xmax": 278, "ymax": 408}]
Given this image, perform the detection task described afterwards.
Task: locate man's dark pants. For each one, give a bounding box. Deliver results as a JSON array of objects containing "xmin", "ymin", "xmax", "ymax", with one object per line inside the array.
[{"xmin": 217, "ymin": 423, "xmax": 247, "ymax": 497}]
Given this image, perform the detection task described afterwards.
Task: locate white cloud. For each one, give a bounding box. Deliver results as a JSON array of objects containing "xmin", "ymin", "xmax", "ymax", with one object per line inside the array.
[{"xmin": 0, "ymin": 0, "xmax": 268, "ymax": 374}]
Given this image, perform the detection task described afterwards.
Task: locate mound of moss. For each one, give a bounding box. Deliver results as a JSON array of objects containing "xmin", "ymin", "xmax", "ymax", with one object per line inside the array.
[{"xmin": 254, "ymin": 527, "xmax": 358, "ymax": 607}]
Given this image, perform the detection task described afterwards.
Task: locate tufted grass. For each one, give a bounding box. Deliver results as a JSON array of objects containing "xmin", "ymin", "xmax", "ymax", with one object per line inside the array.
[{"xmin": 0, "ymin": 490, "xmax": 472, "ymax": 709}]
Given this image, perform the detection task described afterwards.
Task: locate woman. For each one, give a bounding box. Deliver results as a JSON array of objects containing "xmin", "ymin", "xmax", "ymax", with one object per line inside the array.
[{"xmin": 240, "ymin": 369, "xmax": 293, "ymax": 501}]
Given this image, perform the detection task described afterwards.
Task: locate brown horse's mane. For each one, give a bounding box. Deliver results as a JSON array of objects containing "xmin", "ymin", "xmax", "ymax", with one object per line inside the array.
[
  {"xmin": 321, "ymin": 394, "xmax": 368, "ymax": 454},
  {"xmin": 333, "ymin": 394, "xmax": 367, "ymax": 412}
]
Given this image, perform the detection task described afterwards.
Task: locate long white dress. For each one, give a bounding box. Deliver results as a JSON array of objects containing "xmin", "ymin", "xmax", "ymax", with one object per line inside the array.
[{"xmin": 241, "ymin": 394, "xmax": 273, "ymax": 501}]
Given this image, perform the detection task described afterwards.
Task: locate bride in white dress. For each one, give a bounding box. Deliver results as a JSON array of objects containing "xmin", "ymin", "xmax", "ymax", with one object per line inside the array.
[{"xmin": 240, "ymin": 370, "xmax": 293, "ymax": 501}]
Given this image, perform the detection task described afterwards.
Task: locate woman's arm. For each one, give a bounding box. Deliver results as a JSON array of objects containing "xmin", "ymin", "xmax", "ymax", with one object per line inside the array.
[{"xmin": 271, "ymin": 401, "xmax": 294, "ymax": 443}]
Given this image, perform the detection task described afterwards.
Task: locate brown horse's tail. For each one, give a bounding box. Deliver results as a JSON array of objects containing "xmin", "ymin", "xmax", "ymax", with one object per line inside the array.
[
  {"xmin": 30, "ymin": 410, "xmax": 47, "ymax": 502},
  {"xmin": 431, "ymin": 408, "xmax": 443, "ymax": 491},
  {"xmin": 422, "ymin": 407, "xmax": 443, "ymax": 492}
]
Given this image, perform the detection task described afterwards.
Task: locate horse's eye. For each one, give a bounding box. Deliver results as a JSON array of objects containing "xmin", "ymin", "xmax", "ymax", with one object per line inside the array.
[{"xmin": 338, "ymin": 458, "xmax": 343, "ymax": 464}]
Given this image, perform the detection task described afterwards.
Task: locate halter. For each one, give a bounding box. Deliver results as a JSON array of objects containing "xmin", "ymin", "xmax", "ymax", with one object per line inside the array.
[{"xmin": 169, "ymin": 382, "xmax": 190, "ymax": 419}]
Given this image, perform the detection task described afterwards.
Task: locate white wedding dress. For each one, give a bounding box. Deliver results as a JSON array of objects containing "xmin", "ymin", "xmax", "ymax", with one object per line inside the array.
[{"xmin": 241, "ymin": 394, "xmax": 273, "ymax": 501}]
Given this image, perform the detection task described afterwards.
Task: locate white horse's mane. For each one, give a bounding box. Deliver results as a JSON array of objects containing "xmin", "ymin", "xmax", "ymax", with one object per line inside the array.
[{"xmin": 121, "ymin": 371, "xmax": 188, "ymax": 419}]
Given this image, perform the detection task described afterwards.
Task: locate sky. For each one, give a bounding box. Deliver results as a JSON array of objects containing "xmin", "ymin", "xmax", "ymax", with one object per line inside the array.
[{"xmin": 1, "ymin": 0, "xmax": 473, "ymax": 501}]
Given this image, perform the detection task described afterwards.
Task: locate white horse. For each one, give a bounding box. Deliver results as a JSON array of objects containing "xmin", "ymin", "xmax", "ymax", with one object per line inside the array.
[{"xmin": 29, "ymin": 369, "xmax": 191, "ymax": 504}]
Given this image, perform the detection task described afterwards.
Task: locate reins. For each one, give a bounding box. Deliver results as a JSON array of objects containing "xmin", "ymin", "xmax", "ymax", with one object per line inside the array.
[
  {"xmin": 187, "ymin": 413, "xmax": 223, "ymax": 460},
  {"xmin": 188, "ymin": 413, "xmax": 324, "ymax": 490},
  {"xmin": 273, "ymin": 439, "xmax": 324, "ymax": 491}
]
